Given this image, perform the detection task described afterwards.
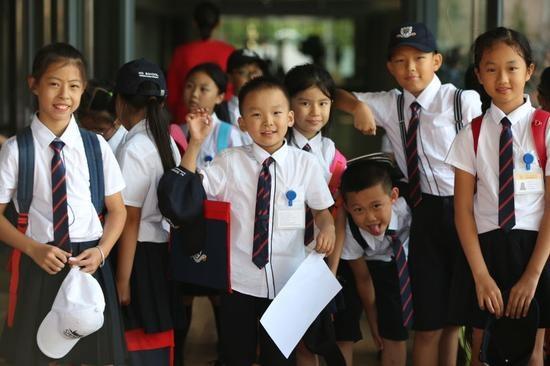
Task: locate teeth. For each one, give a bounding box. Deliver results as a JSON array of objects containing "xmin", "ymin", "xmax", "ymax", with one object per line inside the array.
[{"xmin": 54, "ymin": 104, "xmax": 69, "ymax": 111}]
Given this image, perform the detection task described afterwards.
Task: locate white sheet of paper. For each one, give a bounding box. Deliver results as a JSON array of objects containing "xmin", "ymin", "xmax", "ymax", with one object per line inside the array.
[{"xmin": 260, "ymin": 251, "xmax": 342, "ymax": 358}]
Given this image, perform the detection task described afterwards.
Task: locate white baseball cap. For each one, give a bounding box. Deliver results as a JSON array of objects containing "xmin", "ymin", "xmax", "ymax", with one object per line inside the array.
[{"xmin": 37, "ymin": 266, "xmax": 105, "ymax": 359}]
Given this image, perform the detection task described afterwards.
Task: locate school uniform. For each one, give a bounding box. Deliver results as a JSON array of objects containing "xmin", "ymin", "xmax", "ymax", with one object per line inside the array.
[
  {"xmin": 198, "ymin": 141, "xmax": 334, "ymax": 365},
  {"xmin": 341, "ymin": 197, "xmax": 411, "ymax": 341},
  {"xmin": 353, "ymin": 75, "xmax": 482, "ymax": 330},
  {"xmin": 115, "ymin": 119, "xmax": 181, "ymax": 361},
  {"xmin": 446, "ymin": 98, "xmax": 550, "ymax": 329},
  {"xmin": 196, "ymin": 113, "xmax": 244, "ymax": 170},
  {"xmin": 226, "ymin": 95, "xmax": 253, "ymax": 144},
  {"xmin": 0, "ymin": 115, "xmax": 127, "ymax": 365},
  {"xmin": 107, "ymin": 125, "xmax": 127, "ymax": 154}
]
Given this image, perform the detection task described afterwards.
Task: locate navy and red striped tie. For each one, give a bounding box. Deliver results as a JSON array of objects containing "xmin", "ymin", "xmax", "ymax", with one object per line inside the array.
[
  {"xmin": 50, "ymin": 139, "xmax": 70, "ymax": 248},
  {"xmin": 499, "ymin": 117, "xmax": 515, "ymax": 231},
  {"xmin": 406, "ymin": 102, "xmax": 422, "ymax": 208},
  {"xmin": 252, "ymin": 157, "xmax": 274, "ymax": 269},
  {"xmin": 388, "ymin": 230, "xmax": 414, "ymax": 328},
  {"xmin": 302, "ymin": 143, "xmax": 314, "ymax": 245}
]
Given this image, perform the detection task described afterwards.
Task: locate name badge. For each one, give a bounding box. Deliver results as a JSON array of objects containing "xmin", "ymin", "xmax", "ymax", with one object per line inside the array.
[
  {"xmin": 514, "ymin": 168, "xmax": 544, "ymax": 195},
  {"xmin": 276, "ymin": 204, "xmax": 305, "ymax": 229}
]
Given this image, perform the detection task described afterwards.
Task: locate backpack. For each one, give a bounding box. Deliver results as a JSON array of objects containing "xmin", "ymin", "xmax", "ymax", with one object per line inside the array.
[
  {"xmin": 328, "ymin": 149, "xmax": 346, "ymax": 196},
  {"xmin": 471, "ymin": 109, "xmax": 549, "ymax": 170},
  {"xmin": 6, "ymin": 126, "xmax": 105, "ymax": 327}
]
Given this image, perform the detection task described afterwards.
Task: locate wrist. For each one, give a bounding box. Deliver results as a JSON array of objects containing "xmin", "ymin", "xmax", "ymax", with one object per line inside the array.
[{"xmin": 94, "ymin": 246, "xmax": 105, "ymax": 267}]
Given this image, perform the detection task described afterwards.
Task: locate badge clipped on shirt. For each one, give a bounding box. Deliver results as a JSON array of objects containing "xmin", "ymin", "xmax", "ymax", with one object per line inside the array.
[
  {"xmin": 514, "ymin": 152, "xmax": 544, "ymax": 195},
  {"xmin": 276, "ymin": 189, "xmax": 305, "ymax": 229}
]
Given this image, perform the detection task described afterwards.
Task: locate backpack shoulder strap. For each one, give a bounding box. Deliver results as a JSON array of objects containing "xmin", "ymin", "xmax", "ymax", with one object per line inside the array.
[
  {"xmin": 397, "ymin": 93, "xmax": 407, "ymax": 150},
  {"xmin": 454, "ymin": 88, "xmax": 464, "ymax": 133},
  {"xmin": 15, "ymin": 126, "xmax": 34, "ymax": 231},
  {"xmin": 79, "ymin": 128, "xmax": 105, "ymax": 217},
  {"xmin": 531, "ymin": 109, "xmax": 549, "ymax": 170},
  {"xmin": 471, "ymin": 115, "xmax": 484, "ymax": 155},
  {"xmin": 347, "ymin": 214, "xmax": 367, "ymax": 250},
  {"xmin": 216, "ymin": 121, "xmax": 232, "ymax": 153},
  {"xmin": 328, "ymin": 149, "xmax": 347, "ymax": 195}
]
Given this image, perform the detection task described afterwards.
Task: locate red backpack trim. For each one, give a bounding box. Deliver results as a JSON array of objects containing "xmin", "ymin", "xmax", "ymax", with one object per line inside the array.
[
  {"xmin": 471, "ymin": 109, "xmax": 549, "ymax": 169},
  {"xmin": 328, "ymin": 149, "xmax": 347, "ymax": 195}
]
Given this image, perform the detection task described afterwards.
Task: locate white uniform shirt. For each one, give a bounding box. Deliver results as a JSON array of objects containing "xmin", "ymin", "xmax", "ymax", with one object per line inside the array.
[
  {"xmin": 288, "ymin": 129, "xmax": 336, "ymax": 183},
  {"xmin": 341, "ymin": 197, "xmax": 411, "ymax": 262},
  {"xmin": 107, "ymin": 125, "xmax": 127, "ymax": 154},
  {"xmin": 0, "ymin": 115, "xmax": 125, "ymax": 243},
  {"xmin": 199, "ymin": 142, "xmax": 334, "ymax": 299},
  {"xmin": 353, "ymin": 75, "xmax": 482, "ymax": 196},
  {"xmin": 446, "ymin": 97, "xmax": 548, "ymax": 233},
  {"xmin": 226, "ymin": 96, "xmax": 253, "ymax": 145},
  {"xmin": 197, "ymin": 114, "xmax": 244, "ymax": 169},
  {"xmin": 116, "ymin": 119, "xmax": 181, "ymax": 243}
]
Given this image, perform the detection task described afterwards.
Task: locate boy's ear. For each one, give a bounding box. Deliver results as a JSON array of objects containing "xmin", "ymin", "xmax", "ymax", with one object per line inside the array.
[
  {"xmin": 287, "ymin": 110, "xmax": 295, "ymax": 127},
  {"xmin": 237, "ymin": 116, "xmax": 246, "ymax": 132},
  {"xmin": 432, "ymin": 53, "xmax": 443, "ymax": 72},
  {"xmin": 28, "ymin": 76, "xmax": 38, "ymax": 95},
  {"xmin": 386, "ymin": 61, "xmax": 396, "ymax": 78},
  {"xmin": 390, "ymin": 187, "xmax": 399, "ymax": 203}
]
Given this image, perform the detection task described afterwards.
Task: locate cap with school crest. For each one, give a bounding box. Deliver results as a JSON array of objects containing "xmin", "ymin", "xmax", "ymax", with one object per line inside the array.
[
  {"xmin": 114, "ymin": 58, "xmax": 167, "ymax": 97},
  {"xmin": 36, "ymin": 267, "xmax": 105, "ymax": 359},
  {"xmin": 388, "ymin": 22, "xmax": 437, "ymax": 58}
]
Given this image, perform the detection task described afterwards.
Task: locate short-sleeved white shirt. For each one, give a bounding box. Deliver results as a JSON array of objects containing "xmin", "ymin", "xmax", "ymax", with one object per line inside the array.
[
  {"xmin": 197, "ymin": 114, "xmax": 244, "ymax": 169},
  {"xmin": 288, "ymin": 129, "xmax": 336, "ymax": 183},
  {"xmin": 116, "ymin": 119, "xmax": 181, "ymax": 243},
  {"xmin": 446, "ymin": 97, "xmax": 548, "ymax": 233},
  {"xmin": 0, "ymin": 115, "xmax": 125, "ymax": 243},
  {"xmin": 353, "ymin": 75, "xmax": 482, "ymax": 196},
  {"xmin": 341, "ymin": 197, "xmax": 411, "ymax": 262},
  {"xmin": 107, "ymin": 125, "xmax": 127, "ymax": 154},
  {"xmin": 199, "ymin": 142, "xmax": 334, "ymax": 299}
]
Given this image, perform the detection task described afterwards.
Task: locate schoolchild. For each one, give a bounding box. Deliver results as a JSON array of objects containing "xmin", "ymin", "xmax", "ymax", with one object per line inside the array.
[
  {"xmin": 446, "ymin": 27, "xmax": 550, "ymax": 366},
  {"xmin": 224, "ymin": 48, "xmax": 268, "ymax": 135},
  {"xmin": 340, "ymin": 156, "xmax": 411, "ymax": 366},
  {"xmin": 284, "ymin": 63, "xmax": 349, "ymax": 365},
  {"xmin": 78, "ymin": 80, "xmax": 127, "ymax": 153},
  {"xmin": 0, "ymin": 42, "xmax": 127, "ymax": 365},
  {"xmin": 182, "ymin": 62, "xmax": 243, "ymax": 168},
  {"xmin": 537, "ymin": 67, "xmax": 550, "ymax": 112},
  {"xmin": 163, "ymin": 76, "xmax": 336, "ymax": 365},
  {"xmin": 113, "ymin": 58, "xmax": 179, "ymax": 365},
  {"xmin": 333, "ymin": 22, "xmax": 482, "ymax": 366}
]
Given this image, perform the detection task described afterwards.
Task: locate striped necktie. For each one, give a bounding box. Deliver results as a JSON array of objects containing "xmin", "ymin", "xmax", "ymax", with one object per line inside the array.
[
  {"xmin": 406, "ymin": 102, "xmax": 422, "ymax": 208},
  {"xmin": 499, "ymin": 117, "xmax": 515, "ymax": 231},
  {"xmin": 252, "ymin": 157, "xmax": 274, "ymax": 269},
  {"xmin": 388, "ymin": 229, "xmax": 414, "ymax": 328},
  {"xmin": 302, "ymin": 143, "xmax": 314, "ymax": 245},
  {"xmin": 50, "ymin": 139, "xmax": 70, "ymax": 248}
]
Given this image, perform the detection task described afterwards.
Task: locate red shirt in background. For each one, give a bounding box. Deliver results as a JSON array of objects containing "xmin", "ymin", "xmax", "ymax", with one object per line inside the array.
[{"xmin": 167, "ymin": 39, "xmax": 234, "ymax": 123}]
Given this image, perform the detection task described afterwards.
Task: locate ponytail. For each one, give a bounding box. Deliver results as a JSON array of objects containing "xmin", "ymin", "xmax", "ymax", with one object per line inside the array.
[{"xmin": 145, "ymin": 97, "xmax": 176, "ymax": 172}]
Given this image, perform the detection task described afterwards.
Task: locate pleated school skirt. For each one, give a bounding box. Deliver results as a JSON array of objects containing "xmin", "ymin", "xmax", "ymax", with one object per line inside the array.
[{"xmin": 0, "ymin": 240, "xmax": 127, "ymax": 366}]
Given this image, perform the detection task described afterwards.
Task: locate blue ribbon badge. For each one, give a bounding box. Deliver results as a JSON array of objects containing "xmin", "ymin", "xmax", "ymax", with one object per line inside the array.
[
  {"xmin": 523, "ymin": 153, "xmax": 534, "ymax": 171},
  {"xmin": 204, "ymin": 155, "xmax": 213, "ymax": 163},
  {"xmin": 286, "ymin": 190, "xmax": 297, "ymax": 207}
]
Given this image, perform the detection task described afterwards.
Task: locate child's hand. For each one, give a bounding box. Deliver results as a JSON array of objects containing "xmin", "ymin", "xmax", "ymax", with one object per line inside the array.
[
  {"xmin": 506, "ymin": 273, "xmax": 538, "ymax": 318},
  {"xmin": 353, "ymin": 103, "xmax": 376, "ymax": 135},
  {"xmin": 314, "ymin": 225, "xmax": 335, "ymax": 255},
  {"xmin": 186, "ymin": 108, "xmax": 213, "ymax": 143},
  {"xmin": 116, "ymin": 279, "xmax": 131, "ymax": 306},
  {"xmin": 365, "ymin": 306, "xmax": 383, "ymax": 351},
  {"xmin": 68, "ymin": 247, "xmax": 103, "ymax": 274},
  {"xmin": 474, "ymin": 272, "xmax": 504, "ymax": 317},
  {"xmin": 29, "ymin": 242, "xmax": 71, "ymax": 275}
]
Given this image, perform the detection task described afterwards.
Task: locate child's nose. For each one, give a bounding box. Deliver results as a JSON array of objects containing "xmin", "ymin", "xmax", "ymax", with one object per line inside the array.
[
  {"xmin": 311, "ymin": 103, "xmax": 320, "ymax": 115},
  {"xmin": 58, "ymin": 84, "xmax": 70, "ymax": 99}
]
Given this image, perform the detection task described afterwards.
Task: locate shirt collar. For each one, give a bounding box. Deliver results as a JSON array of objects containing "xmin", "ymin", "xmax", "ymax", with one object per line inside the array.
[
  {"xmin": 487, "ymin": 95, "xmax": 532, "ymax": 126},
  {"xmin": 30, "ymin": 114, "xmax": 81, "ymax": 149},
  {"xmin": 292, "ymin": 129, "xmax": 322, "ymax": 151},
  {"xmin": 252, "ymin": 139, "xmax": 289, "ymax": 166},
  {"xmin": 403, "ymin": 74, "xmax": 441, "ymax": 111}
]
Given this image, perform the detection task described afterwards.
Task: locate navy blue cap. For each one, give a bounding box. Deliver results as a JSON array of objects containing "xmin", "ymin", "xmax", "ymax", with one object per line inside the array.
[
  {"xmin": 480, "ymin": 292, "xmax": 539, "ymax": 365},
  {"xmin": 114, "ymin": 58, "xmax": 167, "ymax": 97},
  {"xmin": 388, "ymin": 22, "xmax": 437, "ymax": 58}
]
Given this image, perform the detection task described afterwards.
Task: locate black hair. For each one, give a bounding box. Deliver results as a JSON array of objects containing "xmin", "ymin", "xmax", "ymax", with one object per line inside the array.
[
  {"xmin": 31, "ymin": 42, "xmax": 87, "ymax": 83},
  {"xmin": 538, "ymin": 67, "xmax": 550, "ymax": 99},
  {"xmin": 341, "ymin": 161, "xmax": 393, "ymax": 202},
  {"xmin": 193, "ymin": 1, "xmax": 220, "ymax": 40},
  {"xmin": 119, "ymin": 81, "xmax": 176, "ymax": 172},
  {"xmin": 78, "ymin": 80, "xmax": 116, "ymax": 134},
  {"xmin": 473, "ymin": 27, "xmax": 534, "ymax": 69},
  {"xmin": 238, "ymin": 76, "xmax": 290, "ymax": 114},
  {"xmin": 284, "ymin": 63, "xmax": 336, "ymax": 141},
  {"xmin": 186, "ymin": 62, "xmax": 227, "ymax": 95}
]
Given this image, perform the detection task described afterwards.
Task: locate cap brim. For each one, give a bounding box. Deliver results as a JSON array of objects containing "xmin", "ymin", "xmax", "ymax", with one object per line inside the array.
[
  {"xmin": 37, "ymin": 311, "xmax": 79, "ymax": 359},
  {"xmin": 389, "ymin": 41, "xmax": 435, "ymax": 55}
]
